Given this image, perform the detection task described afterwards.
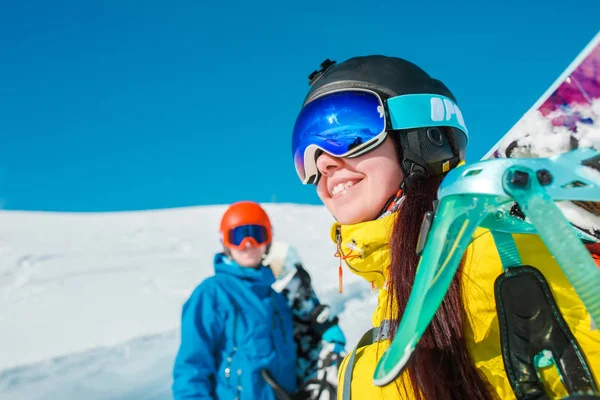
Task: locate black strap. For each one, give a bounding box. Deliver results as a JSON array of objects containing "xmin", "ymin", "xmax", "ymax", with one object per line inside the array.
[
  {"xmin": 262, "ymin": 369, "xmax": 293, "ymax": 400},
  {"xmin": 495, "ymin": 265, "xmax": 598, "ymax": 399}
]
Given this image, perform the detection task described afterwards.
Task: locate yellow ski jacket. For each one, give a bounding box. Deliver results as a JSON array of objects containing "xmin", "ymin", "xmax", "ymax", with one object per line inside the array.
[{"xmin": 332, "ymin": 212, "xmax": 600, "ymax": 399}]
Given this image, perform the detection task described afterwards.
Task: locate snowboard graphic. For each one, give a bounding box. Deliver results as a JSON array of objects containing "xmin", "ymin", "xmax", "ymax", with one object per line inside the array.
[{"xmin": 483, "ymin": 30, "xmax": 600, "ymax": 240}]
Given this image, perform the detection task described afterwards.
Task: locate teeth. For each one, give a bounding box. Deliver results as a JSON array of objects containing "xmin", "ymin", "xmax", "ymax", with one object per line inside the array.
[{"xmin": 331, "ymin": 181, "xmax": 355, "ymax": 196}]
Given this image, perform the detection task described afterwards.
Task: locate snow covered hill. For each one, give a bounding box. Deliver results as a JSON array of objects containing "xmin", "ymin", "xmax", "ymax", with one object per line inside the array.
[{"xmin": 0, "ymin": 204, "xmax": 377, "ymax": 400}]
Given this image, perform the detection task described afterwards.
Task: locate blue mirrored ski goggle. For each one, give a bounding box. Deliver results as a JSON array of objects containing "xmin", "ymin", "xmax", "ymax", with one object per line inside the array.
[
  {"xmin": 292, "ymin": 89, "xmax": 469, "ymax": 184},
  {"xmin": 226, "ymin": 224, "xmax": 269, "ymax": 248}
]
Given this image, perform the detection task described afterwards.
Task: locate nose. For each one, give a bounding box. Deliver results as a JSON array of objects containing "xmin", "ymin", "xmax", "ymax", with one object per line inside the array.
[
  {"xmin": 243, "ymin": 240, "xmax": 255, "ymax": 249},
  {"xmin": 316, "ymin": 152, "xmax": 344, "ymax": 176}
]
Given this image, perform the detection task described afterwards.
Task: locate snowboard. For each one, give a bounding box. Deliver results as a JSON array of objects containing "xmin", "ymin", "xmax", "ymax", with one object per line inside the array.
[
  {"xmin": 372, "ymin": 30, "xmax": 600, "ymax": 387},
  {"xmin": 263, "ymin": 241, "xmax": 341, "ymax": 400},
  {"xmin": 483, "ymin": 30, "xmax": 600, "ymax": 241}
]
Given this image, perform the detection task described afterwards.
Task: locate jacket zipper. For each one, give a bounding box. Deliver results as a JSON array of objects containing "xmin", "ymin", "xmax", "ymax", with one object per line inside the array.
[
  {"xmin": 336, "ymin": 226, "xmax": 386, "ymax": 280},
  {"xmin": 235, "ymin": 368, "xmax": 242, "ymax": 400},
  {"xmin": 226, "ymin": 311, "xmax": 238, "ymax": 386},
  {"xmin": 225, "ymin": 346, "xmax": 237, "ymax": 384}
]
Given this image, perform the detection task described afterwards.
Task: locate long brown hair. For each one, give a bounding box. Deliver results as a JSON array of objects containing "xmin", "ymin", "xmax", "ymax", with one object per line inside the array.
[{"xmin": 386, "ymin": 139, "xmax": 493, "ymax": 399}]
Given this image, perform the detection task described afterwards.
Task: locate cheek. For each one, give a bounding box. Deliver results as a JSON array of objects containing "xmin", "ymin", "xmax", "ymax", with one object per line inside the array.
[
  {"xmin": 377, "ymin": 163, "xmax": 403, "ymax": 192},
  {"xmin": 361, "ymin": 159, "xmax": 403, "ymax": 205},
  {"xmin": 316, "ymin": 180, "xmax": 340, "ymax": 217},
  {"xmin": 316, "ymin": 180, "xmax": 331, "ymax": 206},
  {"xmin": 256, "ymin": 245, "xmax": 267, "ymax": 258}
]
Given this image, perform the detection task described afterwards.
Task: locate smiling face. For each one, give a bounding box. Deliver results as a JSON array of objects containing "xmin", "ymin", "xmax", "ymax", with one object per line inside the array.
[{"xmin": 315, "ymin": 137, "xmax": 404, "ymax": 225}]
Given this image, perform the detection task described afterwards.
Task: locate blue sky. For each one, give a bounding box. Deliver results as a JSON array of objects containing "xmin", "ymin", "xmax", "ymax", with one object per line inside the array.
[{"xmin": 1, "ymin": 0, "xmax": 598, "ymax": 212}]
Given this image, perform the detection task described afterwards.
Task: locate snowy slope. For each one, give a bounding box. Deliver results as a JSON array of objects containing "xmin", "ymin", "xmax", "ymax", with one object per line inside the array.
[{"xmin": 0, "ymin": 204, "xmax": 377, "ymax": 400}]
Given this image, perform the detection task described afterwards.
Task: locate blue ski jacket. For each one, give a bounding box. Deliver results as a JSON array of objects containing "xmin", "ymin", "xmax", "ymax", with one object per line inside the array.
[{"xmin": 172, "ymin": 253, "xmax": 298, "ymax": 399}]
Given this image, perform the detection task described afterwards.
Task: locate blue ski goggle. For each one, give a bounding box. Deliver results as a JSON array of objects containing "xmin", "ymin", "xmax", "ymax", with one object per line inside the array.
[
  {"xmin": 226, "ymin": 224, "xmax": 270, "ymax": 248},
  {"xmin": 292, "ymin": 89, "xmax": 469, "ymax": 184}
]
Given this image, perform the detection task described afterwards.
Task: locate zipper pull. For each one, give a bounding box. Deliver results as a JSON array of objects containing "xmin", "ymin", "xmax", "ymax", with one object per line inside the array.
[
  {"xmin": 338, "ymin": 260, "xmax": 343, "ymax": 294},
  {"xmin": 225, "ymin": 346, "xmax": 236, "ymax": 380},
  {"xmin": 225, "ymin": 355, "xmax": 232, "ymax": 379},
  {"xmin": 335, "ymin": 226, "xmax": 343, "ymax": 294}
]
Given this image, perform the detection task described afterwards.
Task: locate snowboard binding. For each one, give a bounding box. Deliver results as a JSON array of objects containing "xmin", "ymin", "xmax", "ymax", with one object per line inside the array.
[{"xmin": 372, "ymin": 148, "xmax": 600, "ymax": 398}]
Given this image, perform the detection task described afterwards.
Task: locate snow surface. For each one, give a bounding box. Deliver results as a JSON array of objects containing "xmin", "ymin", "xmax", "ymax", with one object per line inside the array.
[{"xmin": 0, "ymin": 204, "xmax": 377, "ymax": 400}]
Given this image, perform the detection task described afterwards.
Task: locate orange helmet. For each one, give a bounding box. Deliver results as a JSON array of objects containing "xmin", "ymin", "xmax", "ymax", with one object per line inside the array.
[{"xmin": 219, "ymin": 201, "xmax": 273, "ymax": 249}]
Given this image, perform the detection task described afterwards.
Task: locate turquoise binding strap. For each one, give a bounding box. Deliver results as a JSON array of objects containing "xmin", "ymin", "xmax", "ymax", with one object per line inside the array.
[{"xmin": 490, "ymin": 231, "xmax": 522, "ymax": 269}]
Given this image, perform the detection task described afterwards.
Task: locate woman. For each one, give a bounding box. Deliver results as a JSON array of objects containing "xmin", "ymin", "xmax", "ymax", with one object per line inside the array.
[
  {"xmin": 172, "ymin": 201, "xmax": 297, "ymax": 399},
  {"xmin": 290, "ymin": 56, "xmax": 600, "ymax": 399}
]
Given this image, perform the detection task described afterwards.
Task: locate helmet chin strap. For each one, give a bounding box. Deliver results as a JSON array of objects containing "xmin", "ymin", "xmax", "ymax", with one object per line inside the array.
[
  {"xmin": 375, "ymin": 160, "xmax": 432, "ymax": 220},
  {"xmin": 377, "ymin": 188, "xmax": 405, "ymax": 220}
]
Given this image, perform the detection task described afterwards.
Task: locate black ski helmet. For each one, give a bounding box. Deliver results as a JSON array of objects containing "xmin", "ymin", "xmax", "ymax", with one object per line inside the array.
[{"xmin": 302, "ymin": 55, "xmax": 468, "ymax": 184}]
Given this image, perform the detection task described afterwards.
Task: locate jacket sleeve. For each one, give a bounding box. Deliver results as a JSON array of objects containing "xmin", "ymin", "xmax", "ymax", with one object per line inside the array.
[{"xmin": 172, "ymin": 281, "xmax": 225, "ymax": 399}]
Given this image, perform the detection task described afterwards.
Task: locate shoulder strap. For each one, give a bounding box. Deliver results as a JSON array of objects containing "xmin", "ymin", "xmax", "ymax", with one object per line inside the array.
[{"xmin": 341, "ymin": 320, "xmax": 393, "ymax": 400}]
